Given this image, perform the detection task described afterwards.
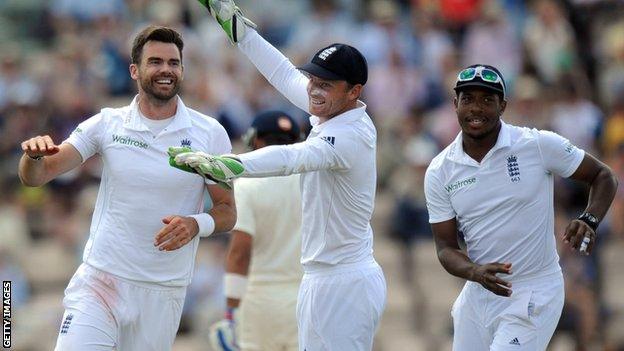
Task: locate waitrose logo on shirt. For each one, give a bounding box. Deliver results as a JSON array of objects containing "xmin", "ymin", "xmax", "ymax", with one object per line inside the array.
[
  {"xmin": 445, "ymin": 177, "xmax": 476, "ymax": 193},
  {"xmin": 112, "ymin": 134, "xmax": 149, "ymax": 149}
]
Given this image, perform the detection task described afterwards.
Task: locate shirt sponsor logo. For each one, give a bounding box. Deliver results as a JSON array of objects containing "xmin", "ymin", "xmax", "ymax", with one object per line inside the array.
[
  {"xmin": 181, "ymin": 138, "xmax": 192, "ymax": 147},
  {"xmin": 507, "ymin": 155, "xmax": 520, "ymax": 182},
  {"xmin": 112, "ymin": 134, "xmax": 149, "ymax": 149},
  {"xmin": 445, "ymin": 177, "xmax": 476, "ymax": 193}
]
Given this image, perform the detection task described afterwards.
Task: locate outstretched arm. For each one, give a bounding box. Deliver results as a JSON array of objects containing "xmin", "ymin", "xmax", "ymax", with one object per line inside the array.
[
  {"xmin": 171, "ymin": 136, "xmax": 352, "ymax": 181},
  {"xmin": 237, "ymin": 30, "xmax": 310, "ymax": 112},
  {"xmin": 196, "ymin": 0, "xmax": 310, "ymax": 112},
  {"xmin": 19, "ymin": 136, "xmax": 83, "ymax": 187}
]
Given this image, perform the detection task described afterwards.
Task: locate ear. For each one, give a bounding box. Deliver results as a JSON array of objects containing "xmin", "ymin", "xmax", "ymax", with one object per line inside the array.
[
  {"xmin": 499, "ymin": 99, "xmax": 507, "ymax": 116},
  {"xmin": 453, "ymin": 95, "xmax": 459, "ymax": 109},
  {"xmin": 349, "ymin": 84, "xmax": 363, "ymax": 100},
  {"xmin": 129, "ymin": 63, "xmax": 139, "ymax": 81}
]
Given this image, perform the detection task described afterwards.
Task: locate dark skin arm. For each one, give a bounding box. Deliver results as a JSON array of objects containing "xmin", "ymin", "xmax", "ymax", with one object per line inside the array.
[
  {"xmin": 431, "ymin": 218, "xmax": 513, "ymax": 297},
  {"xmin": 563, "ymin": 153, "xmax": 618, "ymax": 254}
]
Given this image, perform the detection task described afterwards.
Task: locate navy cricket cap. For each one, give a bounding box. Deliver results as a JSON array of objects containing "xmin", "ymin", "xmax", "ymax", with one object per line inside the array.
[
  {"xmin": 299, "ymin": 43, "xmax": 368, "ymax": 85},
  {"xmin": 250, "ymin": 110, "xmax": 300, "ymax": 141},
  {"xmin": 454, "ymin": 64, "xmax": 507, "ymax": 100}
]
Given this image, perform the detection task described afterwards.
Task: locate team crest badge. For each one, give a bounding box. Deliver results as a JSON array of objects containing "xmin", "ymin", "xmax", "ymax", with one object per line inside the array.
[{"xmin": 507, "ymin": 155, "xmax": 520, "ymax": 182}]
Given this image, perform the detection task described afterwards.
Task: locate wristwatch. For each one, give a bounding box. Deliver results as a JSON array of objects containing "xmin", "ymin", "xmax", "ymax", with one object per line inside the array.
[
  {"xmin": 28, "ymin": 154, "xmax": 44, "ymax": 161},
  {"xmin": 577, "ymin": 212, "xmax": 599, "ymax": 232}
]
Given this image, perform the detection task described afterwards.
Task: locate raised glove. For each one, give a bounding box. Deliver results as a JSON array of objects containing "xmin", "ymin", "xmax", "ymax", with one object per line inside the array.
[
  {"xmin": 197, "ymin": 0, "xmax": 257, "ymax": 44},
  {"xmin": 208, "ymin": 308, "xmax": 240, "ymax": 351}
]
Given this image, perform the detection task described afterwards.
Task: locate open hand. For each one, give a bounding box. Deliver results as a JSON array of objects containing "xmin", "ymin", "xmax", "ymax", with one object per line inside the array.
[
  {"xmin": 471, "ymin": 262, "xmax": 513, "ymax": 297},
  {"xmin": 154, "ymin": 216, "xmax": 199, "ymax": 251}
]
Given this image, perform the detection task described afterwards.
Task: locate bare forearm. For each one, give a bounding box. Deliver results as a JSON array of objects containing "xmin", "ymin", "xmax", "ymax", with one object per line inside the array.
[
  {"xmin": 209, "ymin": 203, "xmax": 237, "ymax": 233},
  {"xmin": 585, "ymin": 167, "xmax": 618, "ymax": 221},
  {"xmin": 18, "ymin": 155, "xmax": 48, "ymax": 187},
  {"xmin": 437, "ymin": 247, "xmax": 479, "ymax": 282}
]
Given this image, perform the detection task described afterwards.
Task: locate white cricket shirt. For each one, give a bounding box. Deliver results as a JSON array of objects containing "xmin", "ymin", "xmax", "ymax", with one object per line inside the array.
[
  {"xmin": 64, "ymin": 96, "xmax": 231, "ymax": 286},
  {"xmin": 424, "ymin": 122, "xmax": 584, "ymax": 282},
  {"xmin": 233, "ymin": 175, "xmax": 302, "ymax": 283},
  {"xmin": 236, "ymin": 30, "xmax": 377, "ymax": 269}
]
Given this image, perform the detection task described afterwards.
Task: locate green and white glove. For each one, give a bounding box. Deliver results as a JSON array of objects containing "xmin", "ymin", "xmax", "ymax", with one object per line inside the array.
[
  {"xmin": 168, "ymin": 147, "xmax": 243, "ymax": 189},
  {"xmin": 196, "ymin": 0, "xmax": 257, "ymax": 44},
  {"xmin": 168, "ymin": 146, "xmax": 197, "ymax": 174},
  {"xmin": 169, "ymin": 146, "xmax": 245, "ymax": 182}
]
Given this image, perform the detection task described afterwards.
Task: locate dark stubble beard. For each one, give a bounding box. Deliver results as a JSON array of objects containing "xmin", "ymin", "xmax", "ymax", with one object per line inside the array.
[{"xmin": 139, "ymin": 74, "xmax": 180, "ymax": 103}]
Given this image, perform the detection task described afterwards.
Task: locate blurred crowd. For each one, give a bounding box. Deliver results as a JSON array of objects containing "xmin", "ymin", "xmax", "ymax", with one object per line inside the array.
[{"xmin": 1, "ymin": 0, "xmax": 624, "ymax": 350}]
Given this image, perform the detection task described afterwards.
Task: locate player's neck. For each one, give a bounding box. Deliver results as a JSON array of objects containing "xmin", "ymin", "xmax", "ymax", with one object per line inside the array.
[
  {"xmin": 138, "ymin": 94, "xmax": 178, "ymax": 120},
  {"xmin": 462, "ymin": 128, "xmax": 500, "ymax": 163}
]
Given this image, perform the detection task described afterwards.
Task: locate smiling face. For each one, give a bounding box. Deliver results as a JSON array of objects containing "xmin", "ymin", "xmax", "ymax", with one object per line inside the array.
[
  {"xmin": 306, "ymin": 75, "xmax": 361, "ymax": 119},
  {"xmin": 130, "ymin": 41, "xmax": 183, "ymax": 103},
  {"xmin": 454, "ymin": 87, "xmax": 506, "ymax": 141}
]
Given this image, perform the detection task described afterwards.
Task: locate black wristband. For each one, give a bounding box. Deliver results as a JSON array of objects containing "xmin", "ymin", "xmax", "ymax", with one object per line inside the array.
[
  {"xmin": 577, "ymin": 212, "xmax": 599, "ymax": 232},
  {"xmin": 28, "ymin": 154, "xmax": 44, "ymax": 161}
]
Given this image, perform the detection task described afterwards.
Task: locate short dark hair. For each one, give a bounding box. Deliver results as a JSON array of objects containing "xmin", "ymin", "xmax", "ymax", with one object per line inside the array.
[{"xmin": 131, "ymin": 25, "xmax": 184, "ymax": 64}]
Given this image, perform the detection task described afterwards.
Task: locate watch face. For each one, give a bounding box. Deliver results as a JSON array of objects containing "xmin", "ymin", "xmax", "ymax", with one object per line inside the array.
[{"xmin": 580, "ymin": 213, "xmax": 598, "ymax": 226}]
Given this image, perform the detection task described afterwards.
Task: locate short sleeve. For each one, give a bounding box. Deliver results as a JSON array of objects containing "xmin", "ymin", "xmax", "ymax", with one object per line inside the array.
[
  {"xmin": 63, "ymin": 114, "xmax": 104, "ymax": 162},
  {"xmin": 232, "ymin": 179, "xmax": 256, "ymax": 236},
  {"xmin": 537, "ymin": 130, "xmax": 585, "ymax": 178},
  {"xmin": 212, "ymin": 123, "xmax": 232, "ymax": 155},
  {"xmin": 424, "ymin": 168, "xmax": 456, "ymax": 223},
  {"xmin": 203, "ymin": 121, "xmax": 233, "ymax": 186}
]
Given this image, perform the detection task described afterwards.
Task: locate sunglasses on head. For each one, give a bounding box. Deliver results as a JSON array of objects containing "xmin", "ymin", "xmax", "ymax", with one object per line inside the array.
[{"xmin": 457, "ymin": 66, "xmax": 506, "ymax": 96}]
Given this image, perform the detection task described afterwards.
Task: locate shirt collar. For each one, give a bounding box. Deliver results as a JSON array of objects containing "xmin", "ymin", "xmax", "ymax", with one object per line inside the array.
[
  {"xmin": 309, "ymin": 100, "xmax": 367, "ymax": 133},
  {"xmin": 447, "ymin": 120, "xmax": 512, "ymax": 165},
  {"xmin": 124, "ymin": 95, "xmax": 192, "ymax": 132}
]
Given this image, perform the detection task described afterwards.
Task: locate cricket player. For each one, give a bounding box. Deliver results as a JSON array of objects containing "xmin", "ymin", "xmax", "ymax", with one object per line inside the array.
[
  {"xmin": 18, "ymin": 26, "xmax": 236, "ymax": 350},
  {"xmin": 424, "ymin": 64, "xmax": 618, "ymax": 350},
  {"xmin": 170, "ymin": 1, "xmax": 387, "ymax": 350},
  {"xmin": 209, "ymin": 111, "xmax": 303, "ymax": 351}
]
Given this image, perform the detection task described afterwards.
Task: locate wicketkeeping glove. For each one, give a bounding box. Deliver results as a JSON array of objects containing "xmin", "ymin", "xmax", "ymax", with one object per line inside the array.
[
  {"xmin": 197, "ymin": 0, "xmax": 257, "ymax": 44},
  {"xmin": 168, "ymin": 147, "xmax": 243, "ymax": 189},
  {"xmin": 168, "ymin": 146, "xmax": 196, "ymax": 174},
  {"xmin": 171, "ymin": 148, "xmax": 245, "ymax": 182}
]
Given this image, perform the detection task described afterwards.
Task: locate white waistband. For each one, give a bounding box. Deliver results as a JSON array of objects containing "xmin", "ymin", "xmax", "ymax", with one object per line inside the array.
[
  {"xmin": 81, "ymin": 263, "xmax": 186, "ymax": 292},
  {"xmin": 302, "ymin": 258, "xmax": 379, "ymax": 276}
]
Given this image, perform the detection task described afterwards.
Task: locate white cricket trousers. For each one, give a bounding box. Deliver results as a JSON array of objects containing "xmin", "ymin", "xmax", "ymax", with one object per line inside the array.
[
  {"xmin": 451, "ymin": 271, "xmax": 564, "ymax": 351},
  {"xmin": 239, "ymin": 280, "xmax": 300, "ymax": 351},
  {"xmin": 54, "ymin": 263, "xmax": 186, "ymax": 351},
  {"xmin": 297, "ymin": 259, "xmax": 387, "ymax": 351}
]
